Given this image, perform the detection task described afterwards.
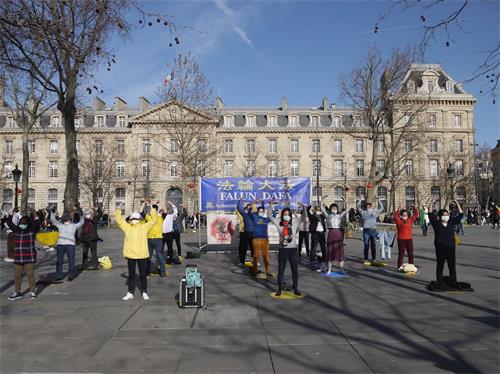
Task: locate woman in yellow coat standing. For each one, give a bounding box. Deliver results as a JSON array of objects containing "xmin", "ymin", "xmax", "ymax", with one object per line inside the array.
[{"xmin": 115, "ymin": 202, "xmax": 158, "ymax": 301}]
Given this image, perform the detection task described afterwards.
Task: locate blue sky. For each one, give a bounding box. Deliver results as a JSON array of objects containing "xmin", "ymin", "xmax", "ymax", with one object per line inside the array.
[{"xmin": 91, "ymin": 0, "xmax": 499, "ymax": 146}]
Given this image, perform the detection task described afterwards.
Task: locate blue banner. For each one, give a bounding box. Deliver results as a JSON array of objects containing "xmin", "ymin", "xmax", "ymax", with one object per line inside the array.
[{"xmin": 200, "ymin": 177, "xmax": 311, "ymax": 212}]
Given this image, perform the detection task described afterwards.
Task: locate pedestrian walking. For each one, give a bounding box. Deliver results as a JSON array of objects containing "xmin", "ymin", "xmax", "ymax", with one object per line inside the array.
[{"xmin": 115, "ymin": 203, "xmax": 158, "ymax": 300}]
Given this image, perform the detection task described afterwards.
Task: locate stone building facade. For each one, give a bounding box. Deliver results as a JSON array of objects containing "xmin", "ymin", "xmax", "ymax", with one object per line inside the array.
[{"xmin": 0, "ymin": 64, "xmax": 477, "ymax": 214}]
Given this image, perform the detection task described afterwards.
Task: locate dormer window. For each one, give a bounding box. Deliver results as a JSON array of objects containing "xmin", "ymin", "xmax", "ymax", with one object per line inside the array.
[
  {"xmin": 267, "ymin": 115, "xmax": 278, "ymax": 127},
  {"xmin": 446, "ymin": 81, "xmax": 455, "ymax": 92},
  {"xmin": 117, "ymin": 115, "xmax": 127, "ymax": 128},
  {"xmin": 288, "ymin": 115, "xmax": 298, "ymax": 127},
  {"xmin": 245, "ymin": 115, "xmax": 256, "ymax": 127},
  {"xmin": 427, "ymin": 80, "xmax": 434, "ymax": 93},
  {"xmin": 407, "ymin": 80, "xmax": 416, "ymax": 93},
  {"xmin": 310, "ymin": 115, "xmax": 320, "ymax": 127},
  {"xmin": 6, "ymin": 116, "xmax": 16, "ymax": 128},
  {"xmin": 332, "ymin": 116, "xmax": 341, "ymax": 128},
  {"xmin": 75, "ymin": 116, "xmax": 82, "ymax": 128},
  {"xmin": 95, "ymin": 115, "xmax": 105, "ymax": 128},
  {"xmin": 223, "ymin": 115, "xmax": 234, "ymax": 128},
  {"xmin": 354, "ymin": 116, "xmax": 362, "ymax": 127},
  {"xmin": 51, "ymin": 116, "xmax": 61, "ymax": 128}
]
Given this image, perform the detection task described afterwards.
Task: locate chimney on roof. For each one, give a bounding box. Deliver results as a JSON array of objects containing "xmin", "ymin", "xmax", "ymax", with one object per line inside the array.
[
  {"xmin": 114, "ymin": 96, "xmax": 127, "ymax": 111},
  {"xmin": 139, "ymin": 96, "xmax": 150, "ymax": 113},
  {"xmin": 215, "ymin": 96, "xmax": 223, "ymax": 111},
  {"xmin": 92, "ymin": 96, "xmax": 106, "ymax": 111},
  {"xmin": 321, "ymin": 96, "xmax": 329, "ymax": 110},
  {"xmin": 281, "ymin": 96, "xmax": 287, "ymax": 111}
]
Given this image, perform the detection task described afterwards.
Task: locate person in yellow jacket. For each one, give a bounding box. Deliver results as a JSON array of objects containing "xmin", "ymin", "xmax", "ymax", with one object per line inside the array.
[
  {"xmin": 142, "ymin": 200, "xmax": 166, "ymax": 277},
  {"xmin": 115, "ymin": 202, "xmax": 158, "ymax": 301}
]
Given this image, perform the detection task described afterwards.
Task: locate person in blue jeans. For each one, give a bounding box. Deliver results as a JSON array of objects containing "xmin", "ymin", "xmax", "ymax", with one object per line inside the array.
[
  {"xmin": 357, "ymin": 199, "xmax": 384, "ymax": 265},
  {"xmin": 50, "ymin": 207, "xmax": 84, "ymax": 281}
]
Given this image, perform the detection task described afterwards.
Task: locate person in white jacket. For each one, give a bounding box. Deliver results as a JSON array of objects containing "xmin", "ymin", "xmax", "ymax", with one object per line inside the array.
[{"xmin": 162, "ymin": 201, "xmax": 178, "ymax": 265}]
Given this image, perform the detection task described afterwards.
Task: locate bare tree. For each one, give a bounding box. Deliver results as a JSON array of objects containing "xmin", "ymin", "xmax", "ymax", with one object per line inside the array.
[
  {"xmin": 339, "ymin": 46, "xmax": 429, "ymax": 207},
  {"xmin": 155, "ymin": 53, "xmax": 218, "ymax": 212},
  {"xmin": 0, "ymin": 0, "xmax": 177, "ymax": 214},
  {"xmin": 376, "ymin": 0, "xmax": 498, "ymax": 102},
  {"xmin": 78, "ymin": 136, "xmax": 117, "ymax": 210},
  {"xmin": 3, "ymin": 68, "xmax": 54, "ymax": 213}
]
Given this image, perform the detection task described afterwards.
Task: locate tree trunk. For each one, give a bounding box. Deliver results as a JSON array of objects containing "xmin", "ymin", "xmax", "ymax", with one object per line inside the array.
[
  {"xmin": 59, "ymin": 89, "xmax": 78, "ymax": 215},
  {"xmin": 20, "ymin": 128, "xmax": 30, "ymax": 214}
]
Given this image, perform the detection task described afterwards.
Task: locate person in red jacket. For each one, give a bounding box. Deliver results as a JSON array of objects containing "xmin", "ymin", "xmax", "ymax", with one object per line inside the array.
[{"xmin": 393, "ymin": 206, "xmax": 419, "ymax": 268}]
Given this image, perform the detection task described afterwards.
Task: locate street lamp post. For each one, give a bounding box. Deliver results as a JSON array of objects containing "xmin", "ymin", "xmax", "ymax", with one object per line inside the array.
[
  {"xmin": 446, "ymin": 163, "xmax": 455, "ymax": 201},
  {"xmin": 12, "ymin": 164, "xmax": 22, "ymax": 208}
]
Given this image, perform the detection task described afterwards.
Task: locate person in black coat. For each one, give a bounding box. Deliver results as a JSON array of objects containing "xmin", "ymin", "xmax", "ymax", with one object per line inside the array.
[
  {"xmin": 429, "ymin": 198, "xmax": 464, "ymax": 289},
  {"xmin": 80, "ymin": 207, "xmax": 103, "ymax": 270},
  {"xmin": 303, "ymin": 201, "xmax": 326, "ymax": 271}
]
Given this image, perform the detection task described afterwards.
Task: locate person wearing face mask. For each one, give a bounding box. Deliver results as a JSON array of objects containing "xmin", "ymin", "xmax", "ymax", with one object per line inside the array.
[
  {"xmin": 249, "ymin": 200, "xmax": 272, "ymax": 277},
  {"xmin": 393, "ymin": 206, "xmax": 419, "ymax": 269},
  {"xmin": 143, "ymin": 201, "xmax": 166, "ymax": 277},
  {"xmin": 6, "ymin": 210, "xmax": 42, "ymax": 300},
  {"xmin": 268, "ymin": 204, "xmax": 301, "ymax": 296},
  {"xmin": 80, "ymin": 207, "xmax": 103, "ymax": 270},
  {"xmin": 419, "ymin": 204, "xmax": 430, "ymax": 236},
  {"xmin": 162, "ymin": 201, "xmax": 178, "ymax": 265},
  {"xmin": 236, "ymin": 200, "xmax": 256, "ymax": 266},
  {"xmin": 429, "ymin": 198, "xmax": 463, "ymax": 289},
  {"xmin": 357, "ymin": 198, "xmax": 384, "ymax": 265},
  {"xmin": 50, "ymin": 206, "xmax": 85, "ymax": 281},
  {"xmin": 295, "ymin": 204, "xmax": 310, "ymax": 259},
  {"xmin": 306, "ymin": 201, "xmax": 327, "ymax": 271},
  {"xmin": 321, "ymin": 197, "xmax": 348, "ymax": 274},
  {"xmin": 115, "ymin": 203, "xmax": 158, "ymax": 300}
]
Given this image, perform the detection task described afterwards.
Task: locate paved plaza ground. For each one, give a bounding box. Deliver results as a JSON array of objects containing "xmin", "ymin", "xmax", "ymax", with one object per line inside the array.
[{"xmin": 0, "ymin": 225, "xmax": 499, "ymax": 373}]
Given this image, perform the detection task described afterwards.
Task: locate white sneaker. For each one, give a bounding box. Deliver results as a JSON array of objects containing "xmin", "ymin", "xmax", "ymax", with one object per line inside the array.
[
  {"xmin": 142, "ymin": 292, "xmax": 150, "ymax": 300},
  {"xmin": 46, "ymin": 247, "xmax": 55, "ymax": 252},
  {"xmin": 326, "ymin": 271, "xmax": 332, "ymax": 275},
  {"xmin": 122, "ymin": 292, "xmax": 134, "ymax": 301},
  {"xmin": 4, "ymin": 257, "xmax": 14, "ymax": 262}
]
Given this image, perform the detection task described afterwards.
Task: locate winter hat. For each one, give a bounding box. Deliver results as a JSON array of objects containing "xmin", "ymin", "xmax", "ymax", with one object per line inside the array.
[{"xmin": 129, "ymin": 212, "xmax": 141, "ymax": 220}]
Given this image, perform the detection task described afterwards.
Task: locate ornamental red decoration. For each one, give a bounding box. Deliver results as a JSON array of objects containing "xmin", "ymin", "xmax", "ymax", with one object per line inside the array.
[
  {"xmin": 188, "ymin": 182, "xmax": 195, "ymax": 189},
  {"xmin": 345, "ymin": 187, "xmax": 350, "ymax": 192},
  {"xmin": 15, "ymin": 188, "xmax": 22, "ymax": 193},
  {"xmin": 367, "ymin": 183, "xmax": 373, "ymax": 190}
]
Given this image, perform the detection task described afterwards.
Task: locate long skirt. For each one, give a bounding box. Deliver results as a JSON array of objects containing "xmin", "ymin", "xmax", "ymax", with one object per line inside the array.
[{"xmin": 326, "ymin": 228, "xmax": 344, "ymax": 262}]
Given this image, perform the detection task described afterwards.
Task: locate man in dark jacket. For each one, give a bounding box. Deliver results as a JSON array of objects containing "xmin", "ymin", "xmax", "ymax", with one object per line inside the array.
[
  {"xmin": 237, "ymin": 200, "xmax": 256, "ymax": 265},
  {"xmin": 80, "ymin": 207, "xmax": 103, "ymax": 270},
  {"xmin": 306, "ymin": 201, "xmax": 326, "ymax": 270},
  {"xmin": 173, "ymin": 204, "xmax": 187, "ymax": 259}
]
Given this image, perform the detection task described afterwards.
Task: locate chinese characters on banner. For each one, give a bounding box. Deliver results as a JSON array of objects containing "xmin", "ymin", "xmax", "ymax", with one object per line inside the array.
[{"xmin": 200, "ymin": 177, "xmax": 311, "ymax": 212}]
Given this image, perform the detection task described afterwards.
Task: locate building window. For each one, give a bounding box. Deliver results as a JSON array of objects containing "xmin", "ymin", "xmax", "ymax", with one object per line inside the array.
[
  {"xmin": 427, "ymin": 80, "xmax": 434, "ymax": 93},
  {"xmin": 246, "ymin": 139, "xmax": 256, "ymax": 153},
  {"xmin": 116, "ymin": 161, "xmax": 125, "ymax": 178},
  {"xmin": 115, "ymin": 187, "xmax": 126, "ymax": 199},
  {"xmin": 356, "ymin": 186, "xmax": 366, "ymax": 199},
  {"xmin": 290, "ymin": 160, "xmax": 299, "ymax": 177},
  {"xmin": 143, "ymin": 139, "xmax": 151, "ymax": 154},
  {"xmin": 4, "ymin": 161, "xmax": 12, "ymax": 178},
  {"xmin": 405, "ymin": 160, "xmax": 413, "ymax": 177},
  {"xmin": 429, "ymin": 113, "xmax": 436, "ymax": 127},
  {"xmin": 404, "ymin": 140, "xmax": 412, "ymax": 152},
  {"xmin": 430, "ymin": 139, "xmax": 438, "ymax": 153},
  {"xmin": 268, "ymin": 139, "xmax": 277, "ymax": 153},
  {"xmin": 49, "ymin": 161, "xmax": 58, "ymax": 178},
  {"xmin": 290, "ymin": 139, "xmax": 299, "ymax": 153},
  {"xmin": 171, "ymin": 139, "xmax": 179, "ymax": 153},
  {"xmin": 355, "ymin": 139, "xmax": 364, "ymax": 153},
  {"xmin": 5, "ymin": 140, "xmax": 13, "ymax": 154},
  {"xmin": 454, "ymin": 114, "xmax": 462, "ymax": 128},
  {"xmin": 267, "ymin": 115, "xmax": 277, "ymax": 127},
  {"xmin": 310, "ymin": 115, "xmax": 320, "ymax": 127},
  {"xmin": 333, "ymin": 139, "xmax": 342, "ymax": 153},
  {"xmin": 431, "ymin": 186, "xmax": 441, "ymax": 205},
  {"xmin": 377, "ymin": 140, "xmax": 384, "ymax": 154},
  {"xmin": 50, "ymin": 140, "xmax": 58, "ymax": 154},
  {"xmin": 354, "ymin": 116, "xmax": 362, "ymax": 127},
  {"xmin": 245, "ymin": 115, "xmax": 256, "ymax": 127},
  {"xmin": 170, "ymin": 161, "xmax": 178, "ymax": 177},
  {"xmin": 117, "ymin": 115, "xmax": 127, "ymax": 128},
  {"xmin": 197, "ymin": 138, "xmax": 207, "ymax": 153},
  {"xmin": 377, "ymin": 186, "xmax": 388, "ymax": 210},
  {"xmin": 405, "ymin": 186, "xmax": 416, "ymax": 209},
  {"xmin": 455, "ymin": 160, "xmax": 464, "ymax": 176},
  {"xmin": 197, "ymin": 161, "xmax": 206, "ymax": 176},
  {"xmin": 334, "ymin": 186, "xmax": 345, "ymax": 204},
  {"xmin": 76, "ymin": 140, "xmax": 80, "ymax": 151},
  {"xmin": 288, "ymin": 116, "xmax": 298, "ymax": 127},
  {"xmin": 246, "ymin": 160, "xmax": 255, "ymax": 177},
  {"xmin": 28, "ymin": 161, "xmax": 35, "ymax": 178},
  {"xmin": 75, "ymin": 116, "xmax": 82, "ymax": 128},
  {"xmin": 455, "ymin": 139, "xmax": 463, "ymax": 153},
  {"xmin": 7, "ymin": 116, "xmax": 16, "ymax": 128},
  {"xmin": 429, "ymin": 159, "xmax": 438, "ymax": 177},
  {"xmin": 456, "ymin": 186, "xmax": 466, "ymax": 205},
  {"xmin": 223, "ymin": 116, "xmax": 234, "ymax": 128},
  {"xmin": 269, "ymin": 160, "xmax": 278, "ymax": 177},
  {"xmin": 95, "ymin": 115, "xmax": 105, "ymax": 128},
  {"xmin": 332, "ymin": 116, "xmax": 341, "ymax": 128},
  {"xmin": 312, "ymin": 139, "xmax": 320, "ymax": 153},
  {"xmin": 51, "ymin": 116, "xmax": 61, "ymax": 128},
  {"xmin": 142, "ymin": 160, "xmax": 150, "ymax": 177},
  {"xmin": 94, "ymin": 160, "xmax": 103, "ymax": 177},
  {"xmin": 356, "ymin": 160, "xmax": 364, "ymax": 176},
  {"xmin": 48, "ymin": 188, "xmax": 58, "ymax": 201},
  {"xmin": 28, "ymin": 188, "xmax": 35, "ymax": 210},
  {"xmin": 334, "ymin": 160, "xmax": 343, "ymax": 177},
  {"xmin": 224, "ymin": 160, "xmax": 233, "ymax": 177},
  {"xmin": 446, "ymin": 81, "xmax": 455, "ymax": 92},
  {"xmin": 2, "ymin": 188, "xmax": 13, "ymax": 210},
  {"xmin": 312, "ymin": 186, "xmax": 322, "ymax": 198},
  {"xmin": 116, "ymin": 140, "xmax": 125, "ymax": 154},
  {"xmin": 313, "ymin": 160, "xmax": 321, "ymax": 177},
  {"xmin": 376, "ymin": 159, "xmax": 385, "ymax": 175},
  {"xmin": 224, "ymin": 139, "xmax": 233, "ymax": 153},
  {"xmin": 28, "ymin": 140, "xmax": 35, "ymax": 153},
  {"xmin": 95, "ymin": 140, "xmax": 103, "ymax": 155}
]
